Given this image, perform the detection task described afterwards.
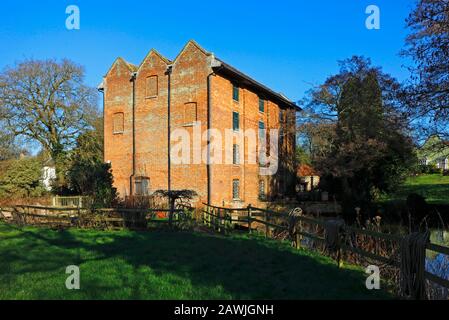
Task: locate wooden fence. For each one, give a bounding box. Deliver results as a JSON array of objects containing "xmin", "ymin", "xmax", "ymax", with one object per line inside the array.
[
  {"xmin": 1, "ymin": 203, "xmax": 447, "ymax": 297},
  {"xmin": 52, "ymin": 196, "xmax": 92, "ymax": 208},
  {"xmin": 0, "ymin": 205, "xmax": 192, "ymax": 230},
  {"xmin": 202, "ymin": 203, "xmax": 449, "ymax": 293}
]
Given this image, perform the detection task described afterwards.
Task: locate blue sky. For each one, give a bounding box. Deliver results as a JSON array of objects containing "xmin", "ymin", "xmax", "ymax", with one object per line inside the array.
[{"xmin": 0, "ymin": 0, "xmax": 417, "ymax": 104}]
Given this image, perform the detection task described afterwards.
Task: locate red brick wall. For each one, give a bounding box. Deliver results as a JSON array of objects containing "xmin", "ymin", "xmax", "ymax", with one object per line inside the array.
[
  {"xmin": 103, "ymin": 41, "xmax": 297, "ymax": 208},
  {"xmin": 103, "ymin": 58, "xmax": 134, "ymax": 197},
  {"xmin": 210, "ymin": 74, "xmax": 296, "ymax": 208},
  {"xmin": 169, "ymin": 42, "xmax": 210, "ymax": 202},
  {"xmin": 134, "ymin": 50, "xmax": 170, "ymax": 194}
]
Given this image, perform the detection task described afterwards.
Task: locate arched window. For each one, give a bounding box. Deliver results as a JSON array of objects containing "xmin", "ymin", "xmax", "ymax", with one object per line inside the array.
[{"xmin": 113, "ymin": 112, "xmax": 124, "ymax": 134}]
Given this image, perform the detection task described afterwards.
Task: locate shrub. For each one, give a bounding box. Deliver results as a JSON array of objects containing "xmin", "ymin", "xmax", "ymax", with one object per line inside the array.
[
  {"xmin": 67, "ymin": 161, "xmax": 117, "ymax": 208},
  {"xmin": 0, "ymin": 157, "xmax": 46, "ymax": 199},
  {"xmin": 417, "ymin": 164, "xmax": 443, "ymax": 175}
]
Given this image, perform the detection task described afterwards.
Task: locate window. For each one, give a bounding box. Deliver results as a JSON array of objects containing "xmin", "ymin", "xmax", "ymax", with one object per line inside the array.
[
  {"xmin": 184, "ymin": 102, "xmax": 197, "ymax": 125},
  {"xmin": 113, "ymin": 112, "xmax": 124, "ymax": 134},
  {"xmin": 259, "ymin": 121, "xmax": 267, "ymax": 167},
  {"xmin": 135, "ymin": 177, "xmax": 150, "ymax": 196},
  {"xmin": 146, "ymin": 75, "xmax": 158, "ymax": 97},
  {"xmin": 259, "ymin": 97, "xmax": 265, "ymax": 113},
  {"xmin": 233, "ymin": 144, "xmax": 240, "ymax": 165},
  {"xmin": 259, "ymin": 180, "xmax": 266, "ymax": 200},
  {"xmin": 232, "ymin": 179, "xmax": 240, "ymax": 200},
  {"xmin": 232, "ymin": 84, "xmax": 239, "ymax": 102},
  {"xmin": 233, "ymin": 112, "xmax": 240, "ymax": 131},
  {"xmin": 279, "ymin": 126, "xmax": 284, "ymax": 146},
  {"xmin": 259, "ymin": 121, "xmax": 265, "ymax": 139}
]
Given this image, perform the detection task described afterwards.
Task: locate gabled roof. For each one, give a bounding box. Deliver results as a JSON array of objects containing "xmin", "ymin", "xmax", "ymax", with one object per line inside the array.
[
  {"xmin": 103, "ymin": 40, "xmax": 300, "ymax": 110},
  {"xmin": 136, "ymin": 49, "xmax": 172, "ymax": 75},
  {"xmin": 298, "ymin": 164, "xmax": 318, "ymax": 177},
  {"xmin": 171, "ymin": 39, "xmax": 212, "ymax": 63},
  {"xmin": 103, "ymin": 57, "xmax": 138, "ymax": 77}
]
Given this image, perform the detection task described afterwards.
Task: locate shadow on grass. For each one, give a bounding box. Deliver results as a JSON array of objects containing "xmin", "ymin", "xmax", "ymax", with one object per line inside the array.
[
  {"xmin": 0, "ymin": 223, "xmax": 390, "ymax": 300},
  {"xmin": 396, "ymin": 183, "xmax": 449, "ymax": 204}
]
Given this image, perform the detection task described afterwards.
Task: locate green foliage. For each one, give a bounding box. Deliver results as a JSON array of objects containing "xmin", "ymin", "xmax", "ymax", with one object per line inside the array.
[
  {"xmin": 68, "ymin": 161, "xmax": 116, "ymax": 208},
  {"xmin": 66, "ymin": 117, "xmax": 117, "ymax": 208},
  {"xmin": 313, "ymin": 59, "xmax": 417, "ymax": 218},
  {"xmin": 0, "ymin": 157, "xmax": 46, "ymax": 198},
  {"xmin": 296, "ymin": 146, "xmax": 311, "ymax": 166},
  {"xmin": 416, "ymin": 164, "xmax": 443, "ymax": 175}
]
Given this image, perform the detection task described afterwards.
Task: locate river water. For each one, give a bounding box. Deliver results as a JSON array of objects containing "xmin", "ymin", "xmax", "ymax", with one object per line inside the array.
[{"xmin": 427, "ymin": 230, "xmax": 449, "ymax": 281}]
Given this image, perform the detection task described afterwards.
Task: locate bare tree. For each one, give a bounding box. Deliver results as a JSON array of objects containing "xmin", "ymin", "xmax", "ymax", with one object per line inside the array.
[
  {"xmin": 402, "ymin": 0, "xmax": 449, "ymax": 140},
  {"xmin": 0, "ymin": 59, "xmax": 99, "ymax": 162}
]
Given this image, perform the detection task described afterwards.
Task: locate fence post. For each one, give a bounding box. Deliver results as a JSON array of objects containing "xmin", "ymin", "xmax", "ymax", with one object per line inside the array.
[
  {"xmin": 247, "ymin": 205, "xmax": 252, "ymax": 234},
  {"xmin": 223, "ymin": 209, "xmax": 227, "ymax": 234},
  {"xmin": 265, "ymin": 210, "xmax": 269, "ymax": 238},
  {"xmin": 217, "ymin": 208, "xmax": 221, "ymax": 232},
  {"xmin": 206, "ymin": 207, "xmax": 209, "ymax": 227},
  {"xmin": 226, "ymin": 209, "xmax": 232, "ymax": 233},
  {"xmin": 208, "ymin": 207, "xmax": 212, "ymax": 228},
  {"xmin": 296, "ymin": 211, "xmax": 303, "ymax": 250},
  {"xmin": 295, "ymin": 233, "xmax": 301, "ymax": 249}
]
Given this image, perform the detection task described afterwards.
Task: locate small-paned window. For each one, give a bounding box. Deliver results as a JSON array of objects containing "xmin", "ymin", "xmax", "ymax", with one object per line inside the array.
[
  {"xmin": 233, "ymin": 112, "xmax": 240, "ymax": 131},
  {"xmin": 259, "ymin": 180, "xmax": 266, "ymax": 200},
  {"xmin": 232, "ymin": 179, "xmax": 240, "ymax": 200},
  {"xmin": 233, "ymin": 84, "xmax": 239, "ymax": 102},
  {"xmin": 233, "ymin": 144, "xmax": 240, "ymax": 165},
  {"xmin": 259, "ymin": 97, "xmax": 265, "ymax": 113},
  {"xmin": 259, "ymin": 121, "xmax": 265, "ymax": 139}
]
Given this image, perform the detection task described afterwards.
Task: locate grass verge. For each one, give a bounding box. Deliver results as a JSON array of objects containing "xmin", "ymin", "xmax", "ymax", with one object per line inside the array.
[{"xmin": 0, "ymin": 222, "xmax": 391, "ymax": 300}]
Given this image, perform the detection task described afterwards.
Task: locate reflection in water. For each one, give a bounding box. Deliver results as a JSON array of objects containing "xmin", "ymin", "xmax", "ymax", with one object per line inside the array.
[
  {"xmin": 426, "ymin": 230, "xmax": 449, "ymax": 282},
  {"xmin": 426, "ymin": 254, "xmax": 449, "ymax": 279}
]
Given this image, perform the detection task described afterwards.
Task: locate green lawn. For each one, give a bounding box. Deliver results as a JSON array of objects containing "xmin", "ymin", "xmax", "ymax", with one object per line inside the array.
[
  {"xmin": 0, "ymin": 222, "xmax": 389, "ymax": 300},
  {"xmin": 384, "ymin": 174, "xmax": 449, "ymax": 205}
]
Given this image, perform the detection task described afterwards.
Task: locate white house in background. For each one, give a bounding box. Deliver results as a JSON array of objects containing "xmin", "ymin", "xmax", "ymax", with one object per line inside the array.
[
  {"xmin": 41, "ymin": 159, "xmax": 56, "ymax": 191},
  {"xmin": 418, "ymin": 135, "xmax": 449, "ymax": 170}
]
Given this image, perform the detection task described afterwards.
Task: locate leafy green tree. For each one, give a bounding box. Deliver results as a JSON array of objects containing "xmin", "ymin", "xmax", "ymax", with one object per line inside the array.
[
  {"xmin": 67, "ymin": 117, "xmax": 117, "ymax": 208},
  {"xmin": 303, "ymin": 57, "xmax": 416, "ymax": 220},
  {"xmin": 0, "ymin": 157, "xmax": 46, "ymax": 198},
  {"xmin": 296, "ymin": 146, "xmax": 311, "ymax": 166}
]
